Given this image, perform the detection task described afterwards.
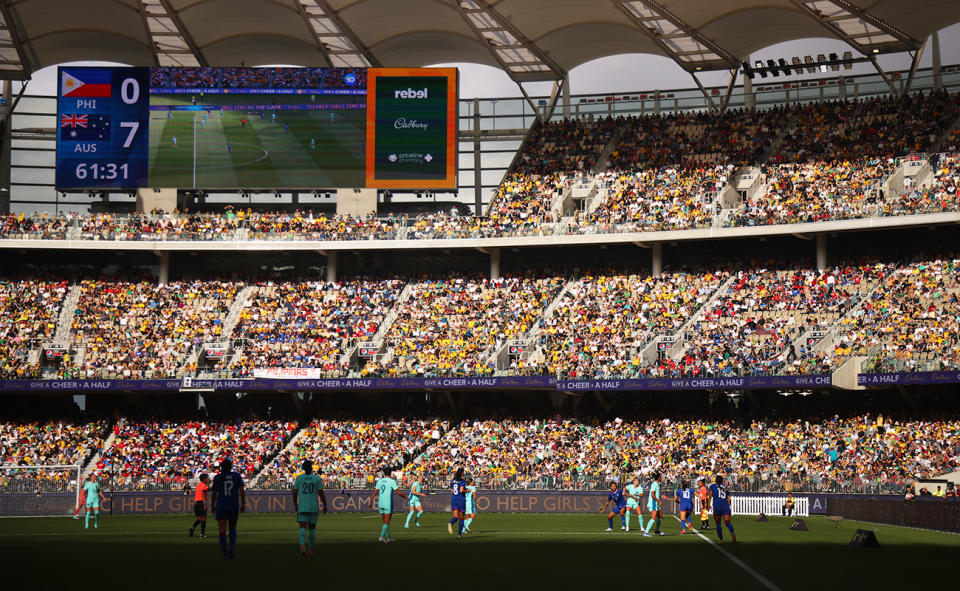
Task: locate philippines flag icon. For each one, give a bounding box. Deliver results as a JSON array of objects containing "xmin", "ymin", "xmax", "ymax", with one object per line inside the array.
[{"xmin": 61, "ymin": 70, "xmax": 111, "ymax": 98}]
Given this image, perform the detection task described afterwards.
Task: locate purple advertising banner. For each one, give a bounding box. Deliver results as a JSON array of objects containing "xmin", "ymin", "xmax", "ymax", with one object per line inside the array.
[
  {"xmin": 858, "ymin": 371, "xmax": 960, "ymax": 386},
  {"xmin": 0, "ymin": 374, "xmax": 839, "ymax": 393},
  {"xmin": 0, "ymin": 491, "xmax": 833, "ymax": 516}
]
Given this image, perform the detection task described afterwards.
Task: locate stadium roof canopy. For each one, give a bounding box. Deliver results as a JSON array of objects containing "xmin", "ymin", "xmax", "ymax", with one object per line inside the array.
[{"xmin": 0, "ymin": 0, "xmax": 957, "ymax": 81}]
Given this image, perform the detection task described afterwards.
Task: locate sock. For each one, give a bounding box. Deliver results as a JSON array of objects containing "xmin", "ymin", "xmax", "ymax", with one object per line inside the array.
[
  {"xmin": 620, "ymin": 515, "xmax": 626, "ymax": 527},
  {"xmin": 192, "ymin": 519, "xmax": 201, "ymax": 530},
  {"xmin": 219, "ymin": 534, "xmax": 228, "ymax": 557},
  {"xmin": 85, "ymin": 512, "xmax": 90, "ymax": 527},
  {"xmin": 416, "ymin": 511, "xmax": 423, "ymax": 523},
  {"xmin": 645, "ymin": 518, "xmax": 654, "ymax": 533},
  {"xmin": 200, "ymin": 521, "xmax": 206, "ymax": 535},
  {"xmin": 726, "ymin": 521, "xmax": 735, "ymax": 535},
  {"xmin": 405, "ymin": 512, "xmax": 414, "ymax": 527},
  {"xmin": 228, "ymin": 529, "xmax": 237, "ymax": 550},
  {"xmin": 308, "ymin": 529, "xmax": 316, "ymax": 548},
  {"xmin": 625, "ymin": 512, "xmax": 631, "ymax": 529},
  {"xmin": 380, "ymin": 524, "xmax": 389, "ymax": 539},
  {"xmin": 655, "ymin": 518, "xmax": 662, "ymax": 532},
  {"xmin": 299, "ymin": 527, "xmax": 306, "ymax": 546},
  {"xmin": 458, "ymin": 519, "xmax": 464, "ymax": 535},
  {"xmin": 686, "ymin": 518, "xmax": 692, "ymax": 530},
  {"xmin": 94, "ymin": 511, "xmax": 99, "ymax": 527},
  {"xmin": 465, "ymin": 518, "xmax": 473, "ymax": 529},
  {"xmin": 716, "ymin": 524, "xmax": 723, "ymax": 540},
  {"xmin": 608, "ymin": 517, "xmax": 613, "ymax": 528},
  {"xmin": 638, "ymin": 514, "xmax": 645, "ymax": 530},
  {"xmin": 449, "ymin": 517, "xmax": 458, "ymax": 526}
]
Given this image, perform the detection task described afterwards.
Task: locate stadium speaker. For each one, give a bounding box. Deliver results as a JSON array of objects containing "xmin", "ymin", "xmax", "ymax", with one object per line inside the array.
[
  {"xmin": 849, "ymin": 529, "xmax": 879, "ymax": 547},
  {"xmin": 756, "ymin": 513, "xmax": 769, "ymax": 522},
  {"xmin": 789, "ymin": 519, "xmax": 808, "ymax": 531}
]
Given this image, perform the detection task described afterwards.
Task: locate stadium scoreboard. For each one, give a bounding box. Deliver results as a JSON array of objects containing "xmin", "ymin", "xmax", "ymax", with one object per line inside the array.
[{"xmin": 56, "ymin": 66, "xmax": 458, "ymax": 191}]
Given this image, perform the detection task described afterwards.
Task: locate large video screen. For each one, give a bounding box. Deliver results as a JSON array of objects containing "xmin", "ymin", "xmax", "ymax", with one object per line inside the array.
[{"xmin": 56, "ymin": 66, "xmax": 457, "ymax": 191}]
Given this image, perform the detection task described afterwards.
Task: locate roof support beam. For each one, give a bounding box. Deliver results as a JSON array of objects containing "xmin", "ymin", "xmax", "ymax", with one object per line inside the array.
[
  {"xmin": 137, "ymin": 1, "xmax": 160, "ymax": 67},
  {"xmin": 720, "ymin": 66, "xmax": 739, "ymax": 112},
  {"xmin": 312, "ymin": 0, "xmax": 381, "ymax": 67},
  {"xmin": 902, "ymin": 39, "xmax": 927, "ymax": 97},
  {"xmin": 156, "ymin": 0, "xmax": 208, "ymax": 66},
  {"xmin": 292, "ymin": 0, "xmax": 334, "ymax": 65},
  {"xmin": 868, "ymin": 55, "xmax": 896, "ymax": 96},
  {"xmin": 788, "ymin": 0, "xmax": 920, "ymax": 55},
  {"xmin": 450, "ymin": 0, "xmax": 565, "ymax": 82},
  {"xmin": 612, "ymin": 0, "xmax": 737, "ymax": 73},
  {"xmin": 0, "ymin": 0, "xmax": 32, "ymax": 78},
  {"xmin": 828, "ymin": 0, "xmax": 921, "ymax": 49},
  {"xmin": 689, "ymin": 72, "xmax": 716, "ymax": 111}
]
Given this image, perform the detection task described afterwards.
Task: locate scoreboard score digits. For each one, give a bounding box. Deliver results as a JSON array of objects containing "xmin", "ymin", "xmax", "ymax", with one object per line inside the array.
[
  {"xmin": 55, "ymin": 65, "xmax": 457, "ymax": 191},
  {"xmin": 56, "ymin": 67, "xmax": 150, "ymax": 189}
]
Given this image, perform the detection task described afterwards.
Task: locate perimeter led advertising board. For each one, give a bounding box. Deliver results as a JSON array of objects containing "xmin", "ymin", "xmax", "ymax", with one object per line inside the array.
[{"xmin": 56, "ymin": 66, "xmax": 457, "ymax": 191}]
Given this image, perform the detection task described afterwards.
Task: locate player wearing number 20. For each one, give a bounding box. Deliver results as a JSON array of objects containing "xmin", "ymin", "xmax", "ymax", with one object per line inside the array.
[
  {"xmin": 292, "ymin": 460, "xmax": 328, "ymax": 556},
  {"xmin": 210, "ymin": 459, "xmax": 246, "ymax": 559}
]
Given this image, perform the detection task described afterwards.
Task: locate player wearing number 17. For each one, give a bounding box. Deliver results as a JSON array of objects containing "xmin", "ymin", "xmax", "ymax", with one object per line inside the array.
[
  {"xmin": 292, "ymin": 460, "xmax": 328, "ymax": 556},
  {"xmin": 210, "ymin": 459, "xmax": 246, "ymax": 559}
]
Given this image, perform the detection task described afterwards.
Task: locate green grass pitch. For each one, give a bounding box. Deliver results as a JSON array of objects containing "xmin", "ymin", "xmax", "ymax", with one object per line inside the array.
[
  {"xmin": 2, "ymin": 513, "xmax": 956, "ymax": 589},
  {"xmin": 148, "ymin": 95, "xmax": 365, "ymax": 189}
]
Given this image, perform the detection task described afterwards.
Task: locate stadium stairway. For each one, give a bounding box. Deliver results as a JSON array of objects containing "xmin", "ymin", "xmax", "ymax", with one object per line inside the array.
[
  {"xmin": 933, "ymin": 109, "xmax": 960, "ymax": 152},
  {"xmin": 810, "ymin": 272, "xmax": 891, "ymax": 359},
  {"xmin": 757, "ymin": 109, "xmax": 800, "ymax": 165},
  {"xmin": 53, "ymin": 283, "xmax": 81, "ymax": 345},
  {"xmin": 658, "ymin": 273, "xmax": 738, "ymax": 362},
  {"xmin": 501, "ymin": 276, "xmax": 578, "ymax": 372},
  {"xmin": 593, "ymin": 124, "xmax": 627, "ymax": 174},
  {"xmin": 221, "ymin": 285, "xmax": 253, "ymax": 340},
  {"xmin": 247, "ymin": 424, "xmax": 307, "ymax": 488},
  {"xmin": 349, "ymin": 282, "xmax": 413, "ymax": 377},
  {"xmin": 80, "ymin": 420, "xmax": 119, "ymax": 481}
]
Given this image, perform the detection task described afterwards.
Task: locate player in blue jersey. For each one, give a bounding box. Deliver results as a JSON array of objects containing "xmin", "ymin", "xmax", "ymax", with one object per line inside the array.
[
  {"xmin": 600, "ymin": 481, "xmax": 628, "ymax": 532},
  {"xmin": 448, "ymin": 467, "xmax": 468, "ymax": 538},
  {"xmin": 674, "ymin": 480, "xmax": 695, "ymax": 534},
  {"xmin": 404, "ymin": 475, "xmax": 425, "ymax": 528},
  {"xmin": 463, "ymin": 478, "xmax": 479, "ymax": 533},
  {"xmin": 643, "ymin": 472, "xmax": 664, "ymax": 537},
  {"xmin": 709, "ymin": 475, "xmax": 736, "ymax": 543},
  {"xmin": 368, "ymin": 467, "xmax": 406, "ymax": 542},
  {"xmin": 624, "ymin": 477, "xmax": 645, "ymax": 532},
  {"xmin": 210, "ymin": 459, "xmax": 245, "ymax": 559}
]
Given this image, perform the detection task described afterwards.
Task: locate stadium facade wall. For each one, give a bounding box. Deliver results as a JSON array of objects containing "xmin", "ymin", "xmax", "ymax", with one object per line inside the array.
[
  {"xmin": 1, "ymin": 491, "xmax": 837, "ymax": 516},
  {"xmin": 826, "ymin": 497, "xmax": 960, "ymax": 533}
]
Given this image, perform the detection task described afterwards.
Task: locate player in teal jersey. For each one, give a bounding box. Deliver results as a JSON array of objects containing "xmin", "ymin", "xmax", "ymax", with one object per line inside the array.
[
  {"xmin": 368, "ymin": 467, "xmax": 407, "ymax": 542},
  {"xmin": 292, "ymin": 460, "xmax": 328, "ymax": 556},
  {"xmin": 624, "ymin": 477, "xmax": 645, "ymax": 532},
  {"xmin": 463, "ymin": 478, "xmax": 479, "ymax": 533},
  {"xmin": 81, "ymin": 473, "xmax": 105, "ymax": 530},
  {"xmin": 643, "ymin": 472, "xmax": 664, "ymax": 537},
  {"xmin": 404, "ymin": 475, "xmax": 425, "ymax": 528}
]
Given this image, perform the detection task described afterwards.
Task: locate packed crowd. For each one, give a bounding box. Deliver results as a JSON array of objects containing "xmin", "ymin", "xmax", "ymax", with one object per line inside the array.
[
  {"xmin": 515, "ymin": 116, "xmax": 618, "ymax": 176},
  {"xmin": 229, "ymin": 279, "xmax": 404, "ymax": 377},
  {"xmin": 150, "ymin": 67, "xmax": 219, "ymax": 89},
  {"xmin": 149, "ymin": 67, "xmax": 364, "ymax": 90},
  {"xmin": 0, "ymin": 420, "xmax": 109, "ymax": 491},
  {"xmin": 97, "ymin": 420, "xmax": 296, "ymax": 489},
  {"xmin": 538, "ymin": 271, "xmax": 728, "ymax": 378},
  {"xmin": 671, "ymin": 265, "xmax": 886, "ymax": 377},
  {"xmin": 0, "ymin": 279, "xmax": 69, "ymax": 379},
  {"xmin": 258, "ymin": 418, "xmax": 444, "ymax": 489},
  {"xmin": 833, "ymin": 257, "xmax": 960, "ymax": 372},
  {"xmin": 68, "ymin": 279, "xmax": 242, "ymax": 379},
  {"xmin": 365, "ymin": 275, "xmax": 563, "ymax": 377}
]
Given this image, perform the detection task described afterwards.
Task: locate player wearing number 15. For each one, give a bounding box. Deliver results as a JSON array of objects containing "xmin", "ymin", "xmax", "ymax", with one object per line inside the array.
[
  {"xmin": 709, "ymin": 476, "xmax": 736, "ymax": 543},
  {"xmin": 368, "ymin": 467, "xmax": 407, "ymax": 543},
  {"xmin": 210, "ymin": 459, "xmax": 246, "ymax": 559},
  {"xmin": 292, "ymin": 460, "xmax": 328, "ymax": 557}
]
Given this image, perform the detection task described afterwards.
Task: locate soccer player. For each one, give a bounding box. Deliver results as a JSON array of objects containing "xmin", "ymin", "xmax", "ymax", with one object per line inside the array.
[
  {"xmin": 674, "ymin": 480, "xmax": 695, "ymax": 534},
  {"xmin": 189, "ymin": 473, "xmax": 210, "ymax": 538},
  {"xmin": 210, "ymin": 459, "xmax": 245, "ymax": 559},
  {"xmin": 600, "ymin": 481, "xmax": 627, "ymax": 532},
  {"xmin": 310, "ymin": 138, "xmax": 316, "ymax": 150},
  {"xmin": 241, "ymin": 118, "xmax": 246, "ymax": 128},
  {"xmin": 448, "ymin": 467, "xmax": 468, "ymax": 538},
  {"xmin": 226, "ymin": 143, "xmax": 233, "ymax": 155},
  {"xmin": 643, "ymin": 472, "xmax": 663, "ymax": 537},
  {"xmin": 369, "ymin": 467, "xmax": 406, "ymax": 542},
  {"xmin": 709, "ymin": 475, "xmax": 736, "ymax": 543},
  {"xmin": 404, "ymin": 475, "xmax": 424, "ymax": 528},
  {"xmin": 624, "ymin": 477, "xmax": 645, "ymax": 532},
  {"xmin": 81, "ymin": 473, "xmax": 105, "ymax": 529},
  {"xmin": 271, "ymin": 112, "xmax": 276, "ymax": 123},
  {"xmin": 464, "ymin": 478, "xmax": 479, "ymax": 533},
  {"xmin": 284, "ymin": 122, "xmax": 289, "ymax": 135},
  {"xmin": 292, "ymin": 460, "xmax": 328, "ymax": 556},
  {"xmin": 697, "ymin": 478, "xmax": 710, "ymax": 530},
  {"xmin": 171, "ymin": 136, "xmax": 177, "ymax": 149}
]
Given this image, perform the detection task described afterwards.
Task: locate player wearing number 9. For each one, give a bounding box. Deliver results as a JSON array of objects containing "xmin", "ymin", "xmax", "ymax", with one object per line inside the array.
[{"xmin": 210, "ymin": 459, "xmax": 245, "ymax": 559}]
